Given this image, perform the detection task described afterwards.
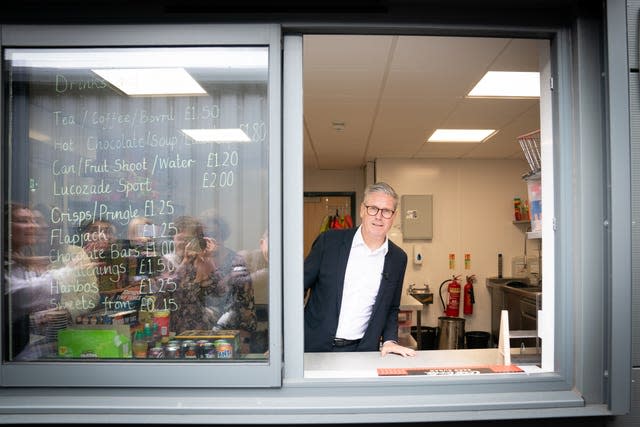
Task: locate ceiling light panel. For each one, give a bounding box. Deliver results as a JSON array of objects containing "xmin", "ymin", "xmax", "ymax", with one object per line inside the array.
[
  {"xmin": 92, "ymin": 68, "xmax": 207, "ymax": 96},
  {"xmin": 181, "ymin": 128, "xmax": 252, "ymax": 143},
  {"xmin": 427, "ymin": 129, "xmax": 497, "ymax": 143},
  {"xmin": 467, "ymin": 71, "xmax": 540, "ymax": 98}
]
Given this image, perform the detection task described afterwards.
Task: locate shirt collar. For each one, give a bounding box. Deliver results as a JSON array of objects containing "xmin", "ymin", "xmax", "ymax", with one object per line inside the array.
[{"xmin": 353, "ymin": 226, "xmax": 389, "ymax": 255}]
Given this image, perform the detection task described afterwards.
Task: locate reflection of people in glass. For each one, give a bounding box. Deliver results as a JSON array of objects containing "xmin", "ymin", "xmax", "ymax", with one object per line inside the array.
[
  {"xmin": 45, "ymin": 211, "xmax": 100, "ymax": 323},
  {"xmin": 4, "ymin": 203, "xmax": 99, "ymax": 359},
  {"xmin": 78, "ymin": 219, "xmax": 126, "ymax": 293},
  {"xmin": 31, "ymin": 203, "xmax": 54, "ymax": 257},
  {"xmin": 239, "ymin": 229, "xmax": 268, "ymax": 307},
  {"xmin": 238, "ymin": 229, "xmax": 269, "ymax": 354},
  {"xmin": 199, "ymin": 209, "xmax": 257, "ymax": 352},
  {"xmin": 199, "ymin": 209, "xmax": 240, "ymax": 274},
  {"xmin": 126, "ymin": 216, "xmax": 158, "ymax": 283},
  {"xmin": 4, "ymin": 203, "xmax": 54, "ymax": 358},
  {"xmin": 127, "ymin": 216, "xmax": 155, "ymax": 251},
  {"xmin": 158, "ymin": 215, "xmax": 225, "ymax": 333},
  {"xmin": 7, "ymin": 203, "xmax": 51, "ymax": 273}
]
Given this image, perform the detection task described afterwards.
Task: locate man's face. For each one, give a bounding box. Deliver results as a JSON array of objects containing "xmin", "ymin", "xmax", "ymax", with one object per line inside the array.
[{"xmin": 359, "ymin": 192, "xmax": 396, "ymax": 241}]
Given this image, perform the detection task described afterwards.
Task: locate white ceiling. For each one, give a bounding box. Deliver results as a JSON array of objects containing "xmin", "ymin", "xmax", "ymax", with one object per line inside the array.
[{"xmin": 303, "ymin": 34, "xmax": 546, "ymax": 170}]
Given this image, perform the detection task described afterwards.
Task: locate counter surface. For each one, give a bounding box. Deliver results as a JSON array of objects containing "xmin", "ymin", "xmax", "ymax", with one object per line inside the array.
[{"xmin": 304, "ymin": 348, "xmax": 542, "ymax": 378}]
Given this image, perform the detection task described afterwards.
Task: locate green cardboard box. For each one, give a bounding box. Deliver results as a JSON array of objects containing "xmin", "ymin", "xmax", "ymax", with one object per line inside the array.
[{"xmin": 58, "ymin": 325, "xmax": 132, "ymax": 359}]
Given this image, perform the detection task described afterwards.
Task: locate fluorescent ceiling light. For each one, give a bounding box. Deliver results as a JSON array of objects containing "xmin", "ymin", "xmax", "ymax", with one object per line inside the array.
[
  {"xmin": 467, "ymin": 71, "xmax": 540, "ymax": 98},
  {"xmin": 92, "ymin": 68, "xmax": 206, "ymax": 96},
  {"xmin": 7, "ymin": 47, "xmax": 268, "ymax": 69},
  {"xmin": 427, "ymin": 129, "xmax": 497, "ymax": 143},
  {"xmin": 181, "ymin": 128, "xmax": 252, "ymax": 143},
  {"xmin": 28, "ymin": 129, "xmax": 51, "ymax": 143}
]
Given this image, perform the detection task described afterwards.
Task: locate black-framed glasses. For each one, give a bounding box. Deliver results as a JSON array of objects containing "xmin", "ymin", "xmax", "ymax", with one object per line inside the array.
[{"xmin": 364, "ymin": 204, "xmax": 395, "ymax": 219}]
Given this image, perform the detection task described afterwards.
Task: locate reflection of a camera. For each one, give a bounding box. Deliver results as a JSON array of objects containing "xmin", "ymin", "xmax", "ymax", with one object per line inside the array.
[
  {"xmin": 126, "ymin": 237, "xmax": 161, "ymax": 281},
  {"xmin": 132, "ymin": 224, "xmax": 157, "ymax": 254}
]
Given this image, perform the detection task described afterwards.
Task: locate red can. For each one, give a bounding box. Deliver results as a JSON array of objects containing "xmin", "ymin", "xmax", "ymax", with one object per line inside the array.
[{"xmin": 152, "ymin": 310, "xmax": 170, "ymax": 338}]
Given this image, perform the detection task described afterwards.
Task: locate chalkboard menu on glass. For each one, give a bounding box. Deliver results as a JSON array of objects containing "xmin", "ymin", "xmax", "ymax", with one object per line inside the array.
[{"xmin": 3, "ymin": 47, "xmax": 270, "ymax": 361}]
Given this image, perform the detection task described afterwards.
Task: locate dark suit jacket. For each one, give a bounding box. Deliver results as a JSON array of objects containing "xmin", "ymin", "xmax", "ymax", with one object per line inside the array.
[{"xmin": 304, "ymin": 227, "xmax": 408, "ymax": 352}]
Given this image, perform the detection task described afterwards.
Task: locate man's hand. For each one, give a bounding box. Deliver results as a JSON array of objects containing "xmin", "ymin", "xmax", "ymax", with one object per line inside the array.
[{"xmin": 381, "ymin": 340, "xmax": 417, "ymax": 357}]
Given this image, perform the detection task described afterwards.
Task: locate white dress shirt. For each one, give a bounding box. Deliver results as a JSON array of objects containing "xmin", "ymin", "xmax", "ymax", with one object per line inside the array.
[{"xmin": 334, "ymin": 227, "xmax": 388, "ymax": 340}]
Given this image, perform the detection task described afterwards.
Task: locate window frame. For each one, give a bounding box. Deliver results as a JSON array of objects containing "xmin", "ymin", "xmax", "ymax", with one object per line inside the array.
[
  {"xmin": 0, "ymin": 24, "xmax": 283, "ymax": 388},
  {"xmin": 284, "ymin": 30, "xmax": 571, "ymax": 390},
  {"xmin": 282, "ymin": 12, "xmax": 627, "ymax": 413},
  {"xmin": 0, "ymin": 0, "xmax": 630, "ymax": 419}
]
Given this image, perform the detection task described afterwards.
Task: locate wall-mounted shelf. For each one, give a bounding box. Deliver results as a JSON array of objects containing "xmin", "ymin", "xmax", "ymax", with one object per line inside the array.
[{"xmin": 513, "ymin": 220, "xmax": 541, "ymax": 239}]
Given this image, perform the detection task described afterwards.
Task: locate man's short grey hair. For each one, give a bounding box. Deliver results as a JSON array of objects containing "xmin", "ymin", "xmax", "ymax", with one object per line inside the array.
[{"xmin": 364, "ymin": 182, "xmax": 399, "ymax": 209}]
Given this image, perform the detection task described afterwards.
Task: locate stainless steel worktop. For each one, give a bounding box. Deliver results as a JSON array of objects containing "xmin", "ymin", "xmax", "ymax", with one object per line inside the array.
[{"xmin": 485, "ymin": 276, "xmax": 539, "ymax": 291}]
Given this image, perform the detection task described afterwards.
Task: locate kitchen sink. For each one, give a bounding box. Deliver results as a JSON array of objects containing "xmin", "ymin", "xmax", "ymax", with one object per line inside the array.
[
  {"xmin": 505, "ymin": 280, "xmax": 530, "ymax": 288},
  {"xmin": 408, "ymin": 289, "xmax": 434, "ymax": 305},
  {"xmin": 407, "ymin": 284, "xmax": 434, "ymax": 305},
  {"xmin": 506, "ymin": 281, "xmax": 541, "ymax": 293}
]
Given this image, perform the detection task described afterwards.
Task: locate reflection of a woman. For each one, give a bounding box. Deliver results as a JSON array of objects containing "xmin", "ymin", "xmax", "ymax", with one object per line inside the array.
[
  {"xmin": 5, "ymin": 203, "xmax": 100, "ymax": 359},
  {"xmin": 238, "ymin": 229, "xmax": 269, "ymax": 354},
  {"xmin": 5, "ymin": 203, "xmax": 57, "ymax": 358},
  {"xmin": 240, "ymin": 229, "xmax": 268, "ymax": 308},
  {"xmin": 158, "ymin": 216, "xmax": 226, "ymax": 333},
  {"xmin": 200, "ymin": 209, "xmax": 257, "ymax": 352}
]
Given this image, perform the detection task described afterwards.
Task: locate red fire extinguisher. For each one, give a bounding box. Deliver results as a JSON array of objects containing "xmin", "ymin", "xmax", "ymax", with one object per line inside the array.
[
  {"xmin": 439, "ymin": 275, "xmax": 461, "ymax": 317},
  {"xmin": 463, "ymin": 274, "xmax": 476, "ymax": 315}
]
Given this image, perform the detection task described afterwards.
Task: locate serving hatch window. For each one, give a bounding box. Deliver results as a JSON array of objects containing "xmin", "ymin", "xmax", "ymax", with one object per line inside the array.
[{"xmin": 2, "ymin": 47, "xmax": 270, "ymax": 364}]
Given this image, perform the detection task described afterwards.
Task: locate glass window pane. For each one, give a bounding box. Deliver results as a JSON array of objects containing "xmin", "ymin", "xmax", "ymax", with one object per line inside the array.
[{"xmin": 3, "ymin": 47, "xmax": 269, "ymax": 363}]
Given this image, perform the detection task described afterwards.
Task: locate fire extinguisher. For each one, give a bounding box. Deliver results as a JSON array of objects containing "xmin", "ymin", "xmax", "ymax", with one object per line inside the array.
[
  {"xmin": 463, "ymin": 274, "xmax": 476, "ymax": 315},
  {"xmin": 439, "ymin": 275, "xmax": 461, "ymax": 317}
]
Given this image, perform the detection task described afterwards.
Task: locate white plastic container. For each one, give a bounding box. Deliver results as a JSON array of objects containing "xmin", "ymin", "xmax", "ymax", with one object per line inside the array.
[{"xmin": 525, "ymin": 172, "xmax": 542, "ymax": 232}]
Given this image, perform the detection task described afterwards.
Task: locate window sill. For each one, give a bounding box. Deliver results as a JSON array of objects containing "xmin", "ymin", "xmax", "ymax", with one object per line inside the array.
[{"xmin": 303, "ymin": 348, "xmax": 543, "ymax": 379}]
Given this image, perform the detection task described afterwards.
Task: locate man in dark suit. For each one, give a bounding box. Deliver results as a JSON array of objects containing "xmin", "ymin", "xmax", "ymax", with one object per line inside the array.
[{"xmin": 304, "ymin": 182, "xmax": 416, "ymax": 357}]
